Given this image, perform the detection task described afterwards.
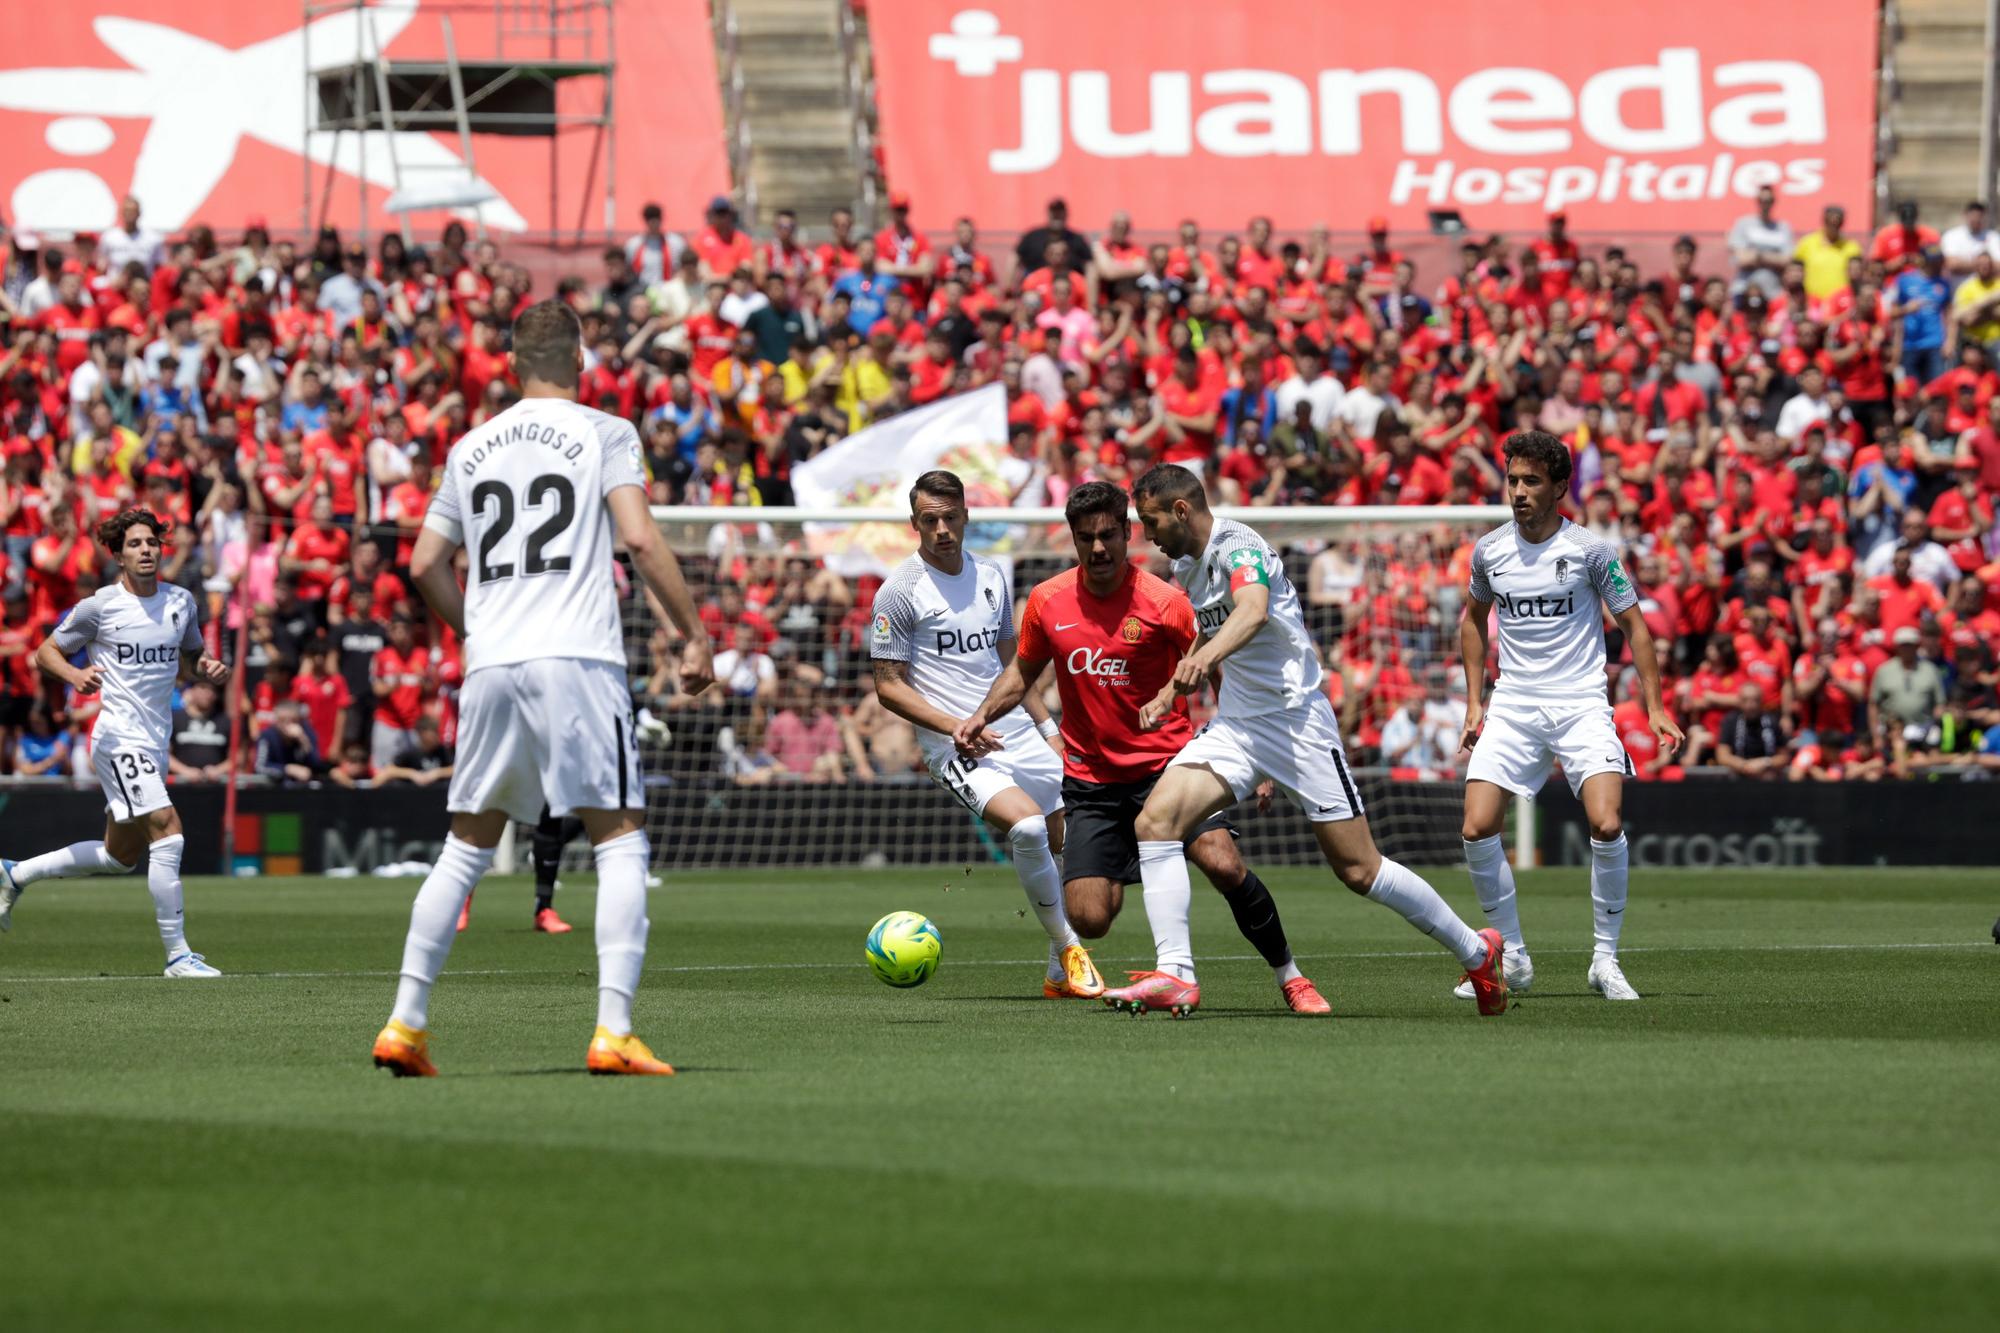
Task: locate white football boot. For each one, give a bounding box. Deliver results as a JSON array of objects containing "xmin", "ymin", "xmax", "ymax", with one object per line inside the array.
[
  {"xmin": 164, "ymin": 952, "xmax": 223, "ymax": 978},
  {"xmin": 0, "ymin": 859, "xmax": 20, "ymax": 932},
  {"xmin": 1453, "ymin": 948, "xmax": 1533, "ymax": 1000},
  {"xmin": 1587, "ymin": 953, "xmax": 1641, "ymax": 1000}
]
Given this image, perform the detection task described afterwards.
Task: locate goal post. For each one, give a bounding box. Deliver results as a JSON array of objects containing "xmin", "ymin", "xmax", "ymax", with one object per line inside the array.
[{"xmin": 616, "ymin": 503, "xmax": 1530, "ymax": 872}]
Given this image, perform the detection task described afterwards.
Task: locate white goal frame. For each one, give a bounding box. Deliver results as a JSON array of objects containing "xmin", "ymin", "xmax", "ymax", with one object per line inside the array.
[{"xmin": 649, "ymin": 502, "xmax": 1533, "ymax": 870}]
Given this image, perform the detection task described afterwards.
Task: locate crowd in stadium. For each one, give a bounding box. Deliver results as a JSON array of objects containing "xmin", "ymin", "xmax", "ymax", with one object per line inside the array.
[{"xmin": 2, "ymin": 182, "xmax": 1999, "ymax": 790}]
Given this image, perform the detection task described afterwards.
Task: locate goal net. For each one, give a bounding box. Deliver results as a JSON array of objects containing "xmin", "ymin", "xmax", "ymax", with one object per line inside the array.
[{"xmin": 596, "ymin": 503, "xmax": 1527, "ymax": 875}]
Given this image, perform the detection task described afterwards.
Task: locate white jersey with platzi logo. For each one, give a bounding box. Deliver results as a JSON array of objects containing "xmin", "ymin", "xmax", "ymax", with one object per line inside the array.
[
  {"xmin": 1172, "ymin": 517, "xmax": 1322, "ymax": 717},
  {"xmin": 870, "ymin": 552, "xmax": 1019, "ymax": 757},
  {"xmin": 52, "ymin": 580, "xmax": 202, "ymax": 755},
  {"xmin": 1469, "ymin": 518, "xmax": 1638, "ymax": 705},
  {"xmin": 424, "ymin": 396, "xmax": 647, "ymax": 675}
]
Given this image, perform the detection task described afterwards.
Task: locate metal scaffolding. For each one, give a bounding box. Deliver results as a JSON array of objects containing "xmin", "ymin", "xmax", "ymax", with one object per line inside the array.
[{"xmin": 301, "ymin": 0, "xmax": 617, "ymax": 242}]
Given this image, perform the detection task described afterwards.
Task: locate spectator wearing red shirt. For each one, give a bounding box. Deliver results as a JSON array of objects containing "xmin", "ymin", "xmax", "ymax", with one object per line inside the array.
[
  {"xmin": 1732, "ymin": 604, "xmax": 1795, "ymax": 713},
  {"xmin": 37, "ymin": 269, "xmax": 100, "ymax": 383},
  {"xmin": 327, "ymin": 538, "xmax": 409, "ymax": 622},
  {"xmin": 1868, "ymin": 201, "xmax": 1940, "ymax": 275},
  {"xmin": 1364, "ymin": 420, "xmax": 1451, "ymax": 506},
  {"xmin": 693, "ymin": 196, "xmax": 756, "ymax": 281},
  {"xmin": 283, "ymin": 496, "xmax": 350, "ymax": 604},
  {"xmin": 1793, "ymin": 620, "xmax": 1869, "ymax": 744},
  {"xmin": 369, "ymin": 614, "xmax": 429, "ymax": 771},
  {"xmin": 1144, "ymin": 349, "xmax": 1221, "ymax": 474},
  {"xmin": 699, "ymin": 582, "xmax": 778, "ymax": 650},
  {"xmin": 814, "ymin": 205, "xmax": 862, "ymax": 279},
  {"xmin": 1866, "ymin": 546, "xmax": 1947, "ymax": 633},
  {"xmin": 1633, "ymin": 348, "xmax": 1707, "ymax": 426},
  {"xmin": 1956, "ymin": 393, "xmax": 2000, "ymax": 491},
  {"xmin": 1355, "ymin": 216, "xmax": 1405, "ymax": 299},
  {"xmin": 874, "ymin": 192, "xmax": 936, "ymax": 307},
  {"xmin": 293, "ymin": 643, "xmax": 355, "ymax": 754},
  {"xmin": 1530, "ymin": 211, "xmax": 1580, "ymax": 301},
  {"xmin": 27, "ymin": 504, "xmax": 95, "ymax": 632},
  {"xmin": 382, "ymin": 455, "xmax": 435, "ymax": 567}
]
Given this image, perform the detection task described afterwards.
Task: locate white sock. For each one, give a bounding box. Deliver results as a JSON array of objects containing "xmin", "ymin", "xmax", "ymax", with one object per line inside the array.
[
  {"xmin": 593, "ymin": 831, "xmax": 651, "ymax": 1036},
  {"xmin": 1463, "ymin": 835, "xmax": 1526, "ymax": 955},
  {"xmin": 1136, "ymin": 840, "xmax": 1195, "ymax": 983},
  {"xmin": 390, "ymin": 834, "xmax": 494, "ymax": 1030},
  {"xmin": 1274, "ymin": 959, "xmax": 1303, "ymax": 985},
  {"xmin": 1590, "ymin": 834, "xmax": 1629, "ymax": 958},
  {"xmin": 1045, "ymin": 939, "xmax": 1066, "ymax": 983},
  {"xmin": 1007, "ymin": 815, "xmax": 1080, "ymax": 955},
  {"xmin": 1366, "ymin": 857, "xmax": 1486, "ymax": 968},
  {"xmin": 147, "ymin": 835, "xmax": 188, "ymax": 960},
  {"xmin": 13, "ymin": 839, "xmax": 133, "ymax": 886}
]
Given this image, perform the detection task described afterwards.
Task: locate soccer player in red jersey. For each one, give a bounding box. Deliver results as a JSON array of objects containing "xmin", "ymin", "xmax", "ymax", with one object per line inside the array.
[{"xmin": 955, "ymin": 482, "xmax": 1330, "ymax": 1014}]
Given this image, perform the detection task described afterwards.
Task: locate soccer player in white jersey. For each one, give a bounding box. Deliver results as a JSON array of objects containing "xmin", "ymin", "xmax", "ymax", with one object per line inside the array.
[
  {"xmin": 1455, "ymin": 430, "xmax": 1683, "ymax": 1002},
  {"xmin": 371, "ymin": 300, "xmax": 714, "ymax": 1078},
  {"xmin": 869, "ymin": 469, "xmax": 1104, "ymax": 1000},
  {"xmin": 0, "ymin": 508, "xmax": 231, "ymax": 976},
  {"xmin": 1119, "ymin": 465, "xmax": 1509, "ymax": 1017}
]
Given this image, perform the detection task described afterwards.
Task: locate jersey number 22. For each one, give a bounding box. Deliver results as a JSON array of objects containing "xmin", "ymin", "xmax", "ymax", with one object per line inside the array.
[{"xmin": 471, "ymin": 474, "xmax": 576, "ymax": 583}]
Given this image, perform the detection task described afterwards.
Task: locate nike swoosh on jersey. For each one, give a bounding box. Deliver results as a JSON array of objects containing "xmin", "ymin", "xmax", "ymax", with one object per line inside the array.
[{"xmin": 1054, "ymin": 622, "xmax": 1078, "ymax": 630}]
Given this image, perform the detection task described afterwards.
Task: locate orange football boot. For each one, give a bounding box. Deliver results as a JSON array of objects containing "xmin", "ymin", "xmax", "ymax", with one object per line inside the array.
[
  {"xmin": 1461, "ymin": 928, "xmax": 1511, "ymax": 1016},
  {"xmin": 586, "ymin": 1028, "xmax": 676, "ymax": 1076},
  {"xmin": 1281, "ymin": 975, "xmax": 1332, "ymax": 1015},
  {"xmin": 455, "ymin": 889, "xmax": 474, "ymax": 933},
  {"xmin": 1041, "ymin": 942, "xmax": 1106, "ymax": 998},
  {"xmin": 533, "ymin": 906, "xmax": 573, "ymax": 934},
  {"xmin": 372, "ymin": 1019, "xmax": 438, "ymax": 1077}
]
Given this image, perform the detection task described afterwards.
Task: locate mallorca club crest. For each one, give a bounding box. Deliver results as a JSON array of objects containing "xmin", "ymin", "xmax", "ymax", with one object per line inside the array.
[
  {"xmin": 1554, "ymin": 556, "xmax": 1570, "ymax": 584},
  {"xmin": 1121, "ymin": 615, "xmax": 1143, "ymax": 644}
]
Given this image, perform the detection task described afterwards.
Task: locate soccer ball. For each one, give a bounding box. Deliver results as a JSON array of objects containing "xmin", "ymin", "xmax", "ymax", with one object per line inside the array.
[{"xmin": 866, "ymin": 911, "xmax": 942, "ymax": 988}]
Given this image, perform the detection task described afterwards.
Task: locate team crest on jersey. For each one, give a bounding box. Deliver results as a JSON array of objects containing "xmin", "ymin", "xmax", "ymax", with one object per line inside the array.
[
  {"xmin": 984, "ymin": 587, "xmax": 996, "ymax": 610},
  {"xmin": 1121, "ymin": 615, "xmax": 1143, "ymax": 643},
  {"xmin": 1554, "ymin": 556, "xmax": 1570, "ymax": 584}
]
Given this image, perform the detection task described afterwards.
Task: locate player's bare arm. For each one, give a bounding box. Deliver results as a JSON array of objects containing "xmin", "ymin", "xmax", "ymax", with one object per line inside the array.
[
  {"xmin": 608, "ymin": 486, "xmax": 713, "ymax": 696},
  {"xmin": 953, "ymin": 652, "xmax": 1047, "ymax": 757},
  {"xmin": 179, "ymin": 647, "xmax": 229, "ymax": 688},
  {"xmin": 1458, "ymin": 594, "xmax": 1493, "ymax": 753},
  {"xmin": 1139, "ymin": 583, "xmax": 1268, "ymax": 731},
  {"xmin": 409, "ymin": 525, "xmax": 469, "ymax": 639},
  {"xmin": 34, "ymin": 633, "xmax": 101, "ymax": 695},
  {"xmin": 871, "ymin": 658, "xmax": 972, "ymax": 737},
  {"xmin": 1613, "ymin": 603, "xmax": 1684, "ymax": 753}
]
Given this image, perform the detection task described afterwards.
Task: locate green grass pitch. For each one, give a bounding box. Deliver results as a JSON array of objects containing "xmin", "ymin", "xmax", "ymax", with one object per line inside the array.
[{"xmin": 1, "ymin": 865, "xmax": 1995, "ymax": 1332}]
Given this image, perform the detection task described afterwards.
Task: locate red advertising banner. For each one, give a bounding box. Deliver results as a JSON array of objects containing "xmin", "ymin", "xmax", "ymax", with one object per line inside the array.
[
  {"xmin": 0, "ymin": 0, "xmax": 728, "ymax": 240},
  {"xmin": 872, "ymin": 1, "xmax": 1880, "ymax": 235}
]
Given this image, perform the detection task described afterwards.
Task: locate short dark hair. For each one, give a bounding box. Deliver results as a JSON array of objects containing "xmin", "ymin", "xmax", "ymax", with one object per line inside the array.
[
  {"xmin": 909, "ymin": 469, "xmax": 965, "ymax": 511},
  {"xmin": 1064, "ymin": 481, "xmax": 1128, "ymax": 528},
  {"xmin": 1502, "ymin": 429, "xmax": 1574, "ymax": 487},
  {"xmin": 96, "ymin": 507, "xmax": 166, "ymax": 554},
  {"xmin": 1132, "ymin": 464, "xmax": 1205, "ymax": 510},
  {"xmin": 511, "ymin": 299, "xmax": 582, "ymax": 387}
]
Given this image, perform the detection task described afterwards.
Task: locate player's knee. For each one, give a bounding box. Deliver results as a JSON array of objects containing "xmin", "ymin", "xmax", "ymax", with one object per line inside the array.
[
  {"xmin": 1333, "ymin": 854, "xmax": 1379, "ymax": 895},
  {"xmin": 1007, "ymin": 814, "xmax": 1050, "ymax": 856},
  {"xmin": 1068, "ymin": 901, "xmax": 1113, "ymax": 938},
  {"xmin": 1132, "ymin": 808, "xmax": 1176, "ymax": 844},
  {"xmin": 1589, "ymin": 815, "xmax": 1623, "ymax": 843},
  {"xmin": 1461, "ymin": 818, "xmax": 1501, "ymax": 844}
]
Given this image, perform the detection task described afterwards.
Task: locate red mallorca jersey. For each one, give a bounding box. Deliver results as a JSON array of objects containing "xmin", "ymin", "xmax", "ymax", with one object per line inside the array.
[{"xmin": 1015, "ymin": 565, "xmax": 1198, "ymax": 783}]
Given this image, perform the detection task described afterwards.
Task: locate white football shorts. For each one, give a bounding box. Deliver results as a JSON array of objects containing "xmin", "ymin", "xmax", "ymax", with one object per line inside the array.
[
  {"xmin": 1169, "ymin": 693, "xmax": 1362, "ymax": 823},
  {"xmin": 925, "ymin": 711, "xmax": 1064, "ymax": 820},
  {"xmin": 449, "ymin": 658, "xmax": 644, "ymax": 823},
  {"xmin": 1466, "ymin": 694, "xmax": 1632, "ymax": 798},
  {"xmin": 94, "ymin": 741, "xmax": 172, "ymax": 823}
]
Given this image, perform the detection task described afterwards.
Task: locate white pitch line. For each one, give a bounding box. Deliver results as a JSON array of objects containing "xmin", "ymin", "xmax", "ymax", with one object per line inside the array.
[{"xmin": 0, "ymin": 940, "xmax": 1987, "ymax": 985}]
